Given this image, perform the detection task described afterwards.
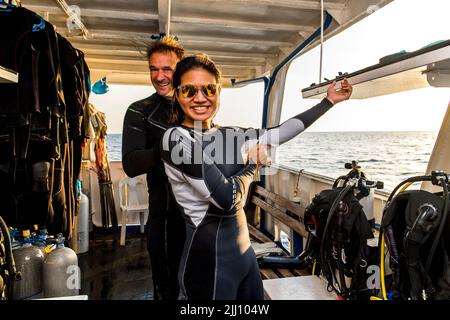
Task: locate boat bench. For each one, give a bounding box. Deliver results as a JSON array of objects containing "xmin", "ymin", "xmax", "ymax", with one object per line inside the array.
[{"xmin": 247, "ymin": 184, "xmax": 310, "ymax": 280}]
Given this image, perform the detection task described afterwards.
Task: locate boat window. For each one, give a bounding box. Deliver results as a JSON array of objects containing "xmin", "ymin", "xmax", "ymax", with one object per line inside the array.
[
  {"xmin": 215, "ymin": 82, "xmax": 264, "ymax": 129},
  {"xmin": 90, "ymin": 83, "xmax": 155, "ymax": 134},
  {"xmin": 276, "ymin": 0, "xmax": 449, "ymax": 192}
]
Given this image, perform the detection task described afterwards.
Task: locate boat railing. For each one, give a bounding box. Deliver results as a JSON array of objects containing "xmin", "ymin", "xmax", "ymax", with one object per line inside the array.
[{"xmin": 253, "ymin": 163, "xmax": 389, "ymax": 256}]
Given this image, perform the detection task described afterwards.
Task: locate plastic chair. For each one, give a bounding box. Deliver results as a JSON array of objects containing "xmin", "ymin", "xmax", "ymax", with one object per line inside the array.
[{"xmin": 118, "ymin": 175, "xmax": 148, "ymax": 246}]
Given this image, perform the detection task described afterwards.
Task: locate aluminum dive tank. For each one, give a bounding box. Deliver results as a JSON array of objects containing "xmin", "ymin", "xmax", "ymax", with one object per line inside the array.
[
  {"xmin": 77, "ymin": 191, "xmax": 89, "ymax": 254},
  {"xmin": 11, "ymin": 242, "xmax": 44, "ymax": 299},
  {"xmin": 360, "ymin": 188, "xmax": 375, "ymax": 223},
  {"xmin": 43, "ymin": 243, "xmax": 80, "ymax": 298}
]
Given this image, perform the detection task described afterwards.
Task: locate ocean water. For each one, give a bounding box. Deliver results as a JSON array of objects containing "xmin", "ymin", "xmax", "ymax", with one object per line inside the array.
[{"xmin": 106, "ymin": 131, "xmax": 437, "ymax": 192}]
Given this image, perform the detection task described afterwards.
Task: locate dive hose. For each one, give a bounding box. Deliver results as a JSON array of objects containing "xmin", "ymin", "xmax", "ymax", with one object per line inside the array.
[
  {"xmin": 425, "ymin": 177, "xmax": 449, "ymax": 271},
  {"xmin": 0, "ymin": 216, "xmax": 21, "ymax": 282},
  {"xmin": 379, "ymin": 180, "xmax": 413, "ymax": 300},
  {"xmin": 320, "ymin": 185, "xmax": 352, "ymax": 296}
]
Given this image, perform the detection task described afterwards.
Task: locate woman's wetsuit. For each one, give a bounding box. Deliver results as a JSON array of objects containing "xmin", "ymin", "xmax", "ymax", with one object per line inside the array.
[{"xmin": 161, "ymin": 98, "xmax": 334, "ymax": 300}]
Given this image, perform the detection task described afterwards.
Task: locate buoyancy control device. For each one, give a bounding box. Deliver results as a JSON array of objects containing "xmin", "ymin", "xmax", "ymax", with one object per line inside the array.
[
  {"xmin": 380, "ymin": 170, "xmax": 450, "ymax": 300},
  {"xmin": 303, "ymin": 173, "xmax": 382, "ymax": 300},
  {"xmin": 258, "ymin": 161, "xmax": 383, "ymax": 299}
]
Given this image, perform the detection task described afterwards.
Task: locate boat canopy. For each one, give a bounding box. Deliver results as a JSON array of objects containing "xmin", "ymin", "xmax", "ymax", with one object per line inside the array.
[
  {"xmin": 302, "ymin": 40, "xmax": 450, "ymax": 99},
  {"xmin": 22, "ymin": 0, "xmax": 393, "ymax": 86}
]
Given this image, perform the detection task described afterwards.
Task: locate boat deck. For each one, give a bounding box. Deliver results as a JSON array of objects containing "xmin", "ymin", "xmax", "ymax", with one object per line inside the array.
[
  {"xmin": 248, "ymin": 224, "xmax": 311, "ymax": 280},
  {"xmin": 77, "ymin": 225, "xmax": 309, "ymax": 300},
  {"xmin": 78, "ymin": 230, "xmax": 153, "ymax": 300}
]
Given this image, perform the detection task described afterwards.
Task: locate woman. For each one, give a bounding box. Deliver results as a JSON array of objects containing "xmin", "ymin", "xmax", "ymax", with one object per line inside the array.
[{"xmin": 160, "ymin": 54, "xmax": 352, "ymax": 300}]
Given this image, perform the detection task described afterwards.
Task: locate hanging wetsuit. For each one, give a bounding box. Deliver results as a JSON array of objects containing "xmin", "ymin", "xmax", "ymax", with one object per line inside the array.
[
  {"xmin": 57, "ymin": 34, "xmax": 91, "ymax": 236},
  {"xmin": 122, "ymin": 94, "xmax": 186, "ymax": 300},
  {"xmin": 0, "ymin": 7, "xmax": 65, "ymax": 230},
  {"xmin": 161, "ymin": 98, "xmax": 334, "ymax": 300}
]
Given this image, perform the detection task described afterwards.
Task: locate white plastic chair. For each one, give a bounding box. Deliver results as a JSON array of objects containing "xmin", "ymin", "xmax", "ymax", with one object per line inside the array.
[{"xmin": 118, "ymin": 175, "xmax": 148, "ymax": 246}]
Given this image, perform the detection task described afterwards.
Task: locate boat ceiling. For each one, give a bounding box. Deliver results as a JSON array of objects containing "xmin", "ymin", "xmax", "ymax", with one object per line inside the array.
[{"xmin": 22, "ymin": 0, "xmax": 393, "ymax": 87}]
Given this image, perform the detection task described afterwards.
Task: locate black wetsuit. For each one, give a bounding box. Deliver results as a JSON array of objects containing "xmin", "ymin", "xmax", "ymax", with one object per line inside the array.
[
  {"xmin": 0, "ymin": 7, "xmax": 90, "ymax": 236},
  {"xmin": 161, "ymin": 98, "xmax": 334, "ymax": 300},
  {"xmin": 122, "ymin": 93, "xmax": 185, "ymax": 300}
]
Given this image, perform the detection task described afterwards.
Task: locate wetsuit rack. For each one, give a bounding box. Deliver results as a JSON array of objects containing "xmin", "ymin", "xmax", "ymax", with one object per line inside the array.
[{"xmin": 0, "ymin": 5, "xmax": 91, "ymax": 241}]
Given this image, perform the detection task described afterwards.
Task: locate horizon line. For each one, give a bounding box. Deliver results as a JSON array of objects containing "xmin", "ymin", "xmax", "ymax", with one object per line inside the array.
[{"xmin": 106, "ymin": 129, "xmax": 438, "ymax": 135}]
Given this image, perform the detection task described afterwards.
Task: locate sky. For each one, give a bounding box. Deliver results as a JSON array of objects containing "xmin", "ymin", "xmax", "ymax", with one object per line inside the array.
[{"xmin": 89, "ymin": 0, "xmax": 450, "ymax": 134}]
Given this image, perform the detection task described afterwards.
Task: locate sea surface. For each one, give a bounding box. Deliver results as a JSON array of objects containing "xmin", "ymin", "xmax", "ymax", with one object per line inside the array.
[{"xmin": 106, "ymin": 131, "xmax": 437, "ymax": 192}]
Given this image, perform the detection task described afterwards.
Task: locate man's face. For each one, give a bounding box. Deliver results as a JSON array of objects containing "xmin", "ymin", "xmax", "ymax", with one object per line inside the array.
[{"xmin": 148, "ymin": 51, "xmax": 178, "ymax": 98}]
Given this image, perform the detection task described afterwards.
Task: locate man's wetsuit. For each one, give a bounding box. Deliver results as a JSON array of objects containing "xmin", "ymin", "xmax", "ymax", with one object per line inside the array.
[
  {"xmin": 122, "ymin": 93, "xmax": 185, "ymax": 300},
  {"xmin": 161, "ymin": 98, "xmax": 334, "ymax": 300}
]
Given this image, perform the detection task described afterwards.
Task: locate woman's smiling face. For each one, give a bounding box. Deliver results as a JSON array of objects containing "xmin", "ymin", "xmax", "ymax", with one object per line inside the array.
[{"xmin": 176, "ymin": 68, "xmax": 221, "ymax": 128}]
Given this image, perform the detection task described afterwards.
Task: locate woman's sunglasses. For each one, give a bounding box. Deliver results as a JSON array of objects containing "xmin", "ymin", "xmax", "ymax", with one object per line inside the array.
[{"xmin": 177, "ymin": 84, "xmax": 219, "ymax": 98}]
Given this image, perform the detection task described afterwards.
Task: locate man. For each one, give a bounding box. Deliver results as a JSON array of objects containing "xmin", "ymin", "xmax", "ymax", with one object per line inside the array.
[{"xmin": 122, "ymin": 36, "xmax": 185, "ymax": 300}]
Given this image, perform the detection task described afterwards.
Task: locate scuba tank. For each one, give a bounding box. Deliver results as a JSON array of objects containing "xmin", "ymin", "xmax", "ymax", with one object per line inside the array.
[
  {"xmin": 43, "ymin": 234, "xmax": 80, "ymax": 298},
  {"xmin": 333, "ymin": 161, "xmax": 377, "ymax": 227},
  {"xmin": 11, "ymin": 230, "xmax": 45, "ymax": 300},
  {"xmin": 359, "ymin": 189, "xmax": 375, "ymax": 225},
  {"xmin": 77, "ymin": 187, "xmax": 89, "ymax": 254}
]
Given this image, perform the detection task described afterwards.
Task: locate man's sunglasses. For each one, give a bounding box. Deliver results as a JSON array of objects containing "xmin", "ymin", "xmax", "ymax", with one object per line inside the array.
[{"xmin": 177, "ymin": 84, "xmax": 219, "ymax": 98}]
